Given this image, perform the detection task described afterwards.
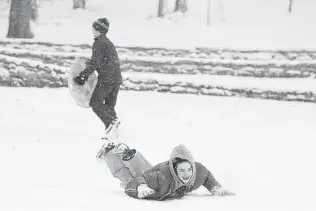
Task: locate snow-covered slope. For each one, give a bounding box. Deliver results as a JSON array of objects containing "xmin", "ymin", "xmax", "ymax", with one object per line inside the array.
[
  {"xmin": 1, "ymin": 87, "xmax": 316, "ymax": 210},
  {"xmin": 1, "ymin": 41, "xmax": 315, "ymax": 102}
]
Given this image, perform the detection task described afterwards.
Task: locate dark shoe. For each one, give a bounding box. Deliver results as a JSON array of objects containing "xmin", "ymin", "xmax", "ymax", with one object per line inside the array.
[
  {"xmin": 122, "ymin": 149, "xmax": 136, "ymax": 161},
  {"xmin": 111, "ymin": 143, "xmax": 136, "ymax": 161}
]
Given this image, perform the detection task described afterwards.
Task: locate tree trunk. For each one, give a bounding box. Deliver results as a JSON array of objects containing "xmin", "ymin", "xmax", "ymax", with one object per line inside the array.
[
  {"xmin": 174, "ymin": 0, "xmax": 188, "ymax": 12},
  {"xmin": 73, "ymin": 0, "xmax": 86, "ymax": 9},
  {"xmin": 206, "ymin": 0, "xmax": 211, "ymax": 26},
  {"xmin": 288, "ymin": 0, "xmax": 293, "ymax": 13},
  {"xmin": 30, "ymin": 0, "xmax": 38, "ymax": 21},
  {"xmin": 7, "ymin": 0, "xmax": 34, "ymax": 39},
  {"xmin": 158, "ymin": 0, "xmax": 165, "ymax": 17}
]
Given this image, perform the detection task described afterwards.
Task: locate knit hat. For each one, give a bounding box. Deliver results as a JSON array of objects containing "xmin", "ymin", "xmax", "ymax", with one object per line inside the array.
[{"xmin": 93, "ymin": 18, "xmax": 109, "ymax": 34}]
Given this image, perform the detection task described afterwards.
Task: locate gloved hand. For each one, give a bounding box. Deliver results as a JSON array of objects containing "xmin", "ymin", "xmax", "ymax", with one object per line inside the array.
[
  {"xmin": 137, "ymin": 184, "xmax": 155, "ymax": 198},
  {"xmin": 210, "ymin": 186, "xmax": 235, "ymax": 196},
  {"xmin": 73, "ymin": 75, "xmax": 86, "ymax": 86}
]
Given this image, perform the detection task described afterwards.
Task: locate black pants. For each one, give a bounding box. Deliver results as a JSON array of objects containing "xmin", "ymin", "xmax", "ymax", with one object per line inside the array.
[{"xmin": 89, "ymin": 82, "xmax": 120, "ymax": 127}]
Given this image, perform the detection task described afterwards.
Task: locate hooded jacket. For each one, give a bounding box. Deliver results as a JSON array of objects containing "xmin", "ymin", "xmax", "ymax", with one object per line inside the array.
[{"xmin": 124, "ymin": 144, "xmax": 221, "ymax": 200}]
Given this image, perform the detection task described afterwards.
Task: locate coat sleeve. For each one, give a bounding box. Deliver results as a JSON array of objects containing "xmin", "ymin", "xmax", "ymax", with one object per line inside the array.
[
  {"xmin": 79, "ymin": 42, "xmax": 104, "ymax": 79},
  {"xmin": 125, "ymin": 171, "xmax": 165, "ymax": 199},
  {"xmin": 200, "ymin": 164, "xmax": 222, "ymax": 192}
]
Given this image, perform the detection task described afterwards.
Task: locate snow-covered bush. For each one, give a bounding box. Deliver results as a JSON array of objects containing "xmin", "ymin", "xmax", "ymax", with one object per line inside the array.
[{"xmin": 0, "ymin": 41, "xmax": 315, "ymax": 103}]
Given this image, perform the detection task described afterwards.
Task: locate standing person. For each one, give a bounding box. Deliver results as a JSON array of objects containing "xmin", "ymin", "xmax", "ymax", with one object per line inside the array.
[
  {"xmin": 74, "ymin": 17, "xmax": 122, "ymax": 139},
  {"xmin": 97, "ymin": 142, "xmax": 235, "ymax": 200}
]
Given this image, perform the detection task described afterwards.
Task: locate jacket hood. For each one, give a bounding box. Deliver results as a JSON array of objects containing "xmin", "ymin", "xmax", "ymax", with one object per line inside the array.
[{"xmin": 169, "ymin": 144, "xmax": 196, "ymax": 191}]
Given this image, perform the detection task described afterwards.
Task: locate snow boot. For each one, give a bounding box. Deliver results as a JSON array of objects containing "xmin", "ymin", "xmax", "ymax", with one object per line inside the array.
[{"xmin": 102, "ymin": 118, "xmax": 121, "ymax": 140}]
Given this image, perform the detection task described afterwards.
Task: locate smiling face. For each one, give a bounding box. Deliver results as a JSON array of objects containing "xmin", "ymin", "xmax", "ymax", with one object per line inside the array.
[{"xmin": 175, "ymin": 161, "xmax": 193, "ymax": 184}]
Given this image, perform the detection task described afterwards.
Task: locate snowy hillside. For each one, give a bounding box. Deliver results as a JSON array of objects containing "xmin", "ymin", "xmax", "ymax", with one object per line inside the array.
[
  {"xmin": 1, "ymin": 40, "xmax": 315, "ymax": 103},
  {"xmin": 1, "ymin": 87, "xmax": 316, "ymax": 210},
  {"xmin": 1, "ymin": 1, "xmax": 316, "ymax": 210},
  {"xmin": 1, "ymin": 0, "xmax": 316, "ymax": 49}
]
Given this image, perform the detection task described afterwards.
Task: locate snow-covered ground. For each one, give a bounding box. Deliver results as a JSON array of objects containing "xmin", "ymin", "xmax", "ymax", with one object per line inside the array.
[
  {"xmin": 1, "ymin": 1, "xmax": 316, "ymax": 208},
  {"xmin": 1, "ymin": 0, "xmax": 316, "ymax": 49},
  {"xmin": 1, "ymin": 87, "xmax": 316, "ymax": 210}
]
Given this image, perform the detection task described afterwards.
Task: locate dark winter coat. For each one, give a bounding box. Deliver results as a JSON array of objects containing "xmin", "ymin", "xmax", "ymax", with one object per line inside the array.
[
  {"xmin": 124, "ymin": 145, "xmax": 221, "ymax": 200},
  {"xmin": 80, "ymin": 34, "xmax": 122, "ymax": 84}
]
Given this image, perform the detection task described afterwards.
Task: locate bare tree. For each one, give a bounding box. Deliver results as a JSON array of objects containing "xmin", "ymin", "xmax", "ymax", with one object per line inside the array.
[
  {"xmin": 7, "ymin": 0, "xmax": 34, "ymax": 38},
  {"xmin": 31, "ymin": 0, "xmax": 38, "ymax": 22},
  {"xmin": 174, "ymin": 0, "xmax": 188, "ymax": 13},
  {"xmin": 73, "ymin": 0, "xmax": 86, "ymax": 9},
  {"xmin": 288, "ymin": 0, "xmax": 293, "ymax": 13},
  {"xmin": 206, "ymin": 0, "xmax": 211, "ymax": 26},
  {"xmin": 158, "ymin": 0, "xmax": 165, "ymax": 17}
]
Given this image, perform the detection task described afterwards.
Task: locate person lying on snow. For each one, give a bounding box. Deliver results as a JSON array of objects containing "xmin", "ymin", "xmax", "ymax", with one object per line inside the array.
[{"xmin": 97, "ymin": 141, "xmax": 235, "ymax": 200}]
